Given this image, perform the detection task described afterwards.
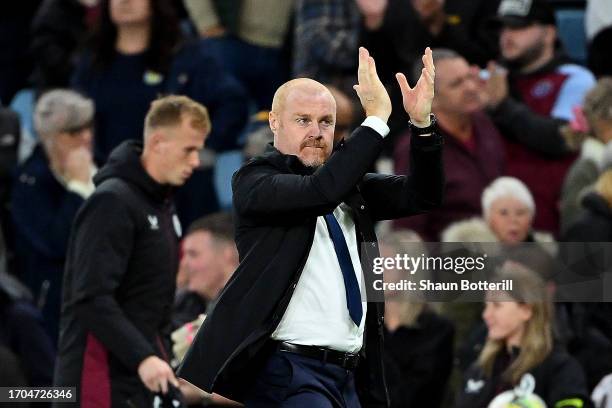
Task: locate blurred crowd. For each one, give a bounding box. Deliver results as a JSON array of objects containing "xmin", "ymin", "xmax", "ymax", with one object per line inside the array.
[{"xmin": 1, "ymin": 0, "xmax": 612, "ymax": 407}]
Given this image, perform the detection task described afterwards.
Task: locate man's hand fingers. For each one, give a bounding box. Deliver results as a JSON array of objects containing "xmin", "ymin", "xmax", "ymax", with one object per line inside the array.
[
  {"xmin": 368, "ymin": 56, "xmax": 378, "ymax": 80},
  {"xmin": 487, "ymin": 60, "xmax": 497, "ymax": 77},
  {"xmin": 169, "ymin": 372, "xmax": 179, "ymax": 388},
  {"xmin": 146, "ymin": 378, "xmax": 159, "ymax": 393},
  {"xmin": 357, "ymin": 47, "xmax": 370, "ymax": 85},
  {"xmin": 422, "ymin": 47, "xmax": 435, "ymax": 80},
  {"xmin": 159, "ymin": 377, "xmax": 168, "ymax": 394},
  {"xmin": 423, "ymin": 68, "xmax": 434, "ymax": 87},
  {"xmin": 395, "ymin": 72, "xmax": 412, "ymax": 96}
]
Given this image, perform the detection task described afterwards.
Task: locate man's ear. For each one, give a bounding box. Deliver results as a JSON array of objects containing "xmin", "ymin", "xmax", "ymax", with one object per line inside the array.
[
  {"xmin": 269, "ymin": 111, "xmax": 279, "ymax": 133},
  {"xmin": 148, "ymin": 130, "xmax": 166, "ymax": 153},
  {"xmin": 545, "ymin": 26, "xmax": 557, "ymax": 47}
]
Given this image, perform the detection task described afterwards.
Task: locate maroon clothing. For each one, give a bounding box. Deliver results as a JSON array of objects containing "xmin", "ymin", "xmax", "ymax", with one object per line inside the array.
[
  {"xmin": 502, "ymin": 61, "xmax": 593, "ymax": 234},
  {"xmin": 394, "ymin": 111, "xmax": 504, "ymax": 241}
]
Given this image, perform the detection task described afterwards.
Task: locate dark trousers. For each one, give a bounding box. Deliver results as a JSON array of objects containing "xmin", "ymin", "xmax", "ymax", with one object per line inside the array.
[{"xmin": 244, "ymin": 350, "xmax": 362, "ymax": 408}]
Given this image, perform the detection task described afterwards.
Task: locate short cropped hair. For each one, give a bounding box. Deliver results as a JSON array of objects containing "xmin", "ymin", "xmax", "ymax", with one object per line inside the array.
[
  {"xmin": 144, "ymin": 95, "xmax": 211, "ymax": 140},
  {"xmin": 34, "ymin": 89, "xmax": 94, "ymax": 137},
  {"xmin": 583, "ymin": 77, "xmax": 612, "ymax": 125},
  {"xmin": 481, "ymin": 177, "xmax": 535, "ymax": 220},
  {"xmin": 186, "ymin": 212, "xmax": 234, "ymax": 244}
]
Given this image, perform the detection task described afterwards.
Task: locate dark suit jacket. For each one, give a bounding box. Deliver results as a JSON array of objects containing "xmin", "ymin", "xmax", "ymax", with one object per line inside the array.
[{"xmin": 178, "ymin": 125, "xmax": 444, "ymax": 407}]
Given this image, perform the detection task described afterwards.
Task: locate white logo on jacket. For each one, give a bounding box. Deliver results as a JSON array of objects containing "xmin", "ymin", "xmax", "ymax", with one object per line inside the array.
[
  {"xmin": 147, "ymin": 215, "xmax": 159, "ymax": 230},
  {"xmin": 172, "ymin": 215, "xmax": 182, "ymax": 238},
  {"xmin": 466, "ymin": 378, "xmax": 485, "ymax": 393}
]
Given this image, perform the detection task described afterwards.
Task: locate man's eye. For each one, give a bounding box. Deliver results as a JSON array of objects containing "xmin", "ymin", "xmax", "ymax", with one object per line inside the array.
[
  {"xmin": 321, "ymin": 121, "xmax": 333, "ymax": 127},
  {"xmin": 297, "ymin": 118, "xmax": 308, "ymax": 125}
]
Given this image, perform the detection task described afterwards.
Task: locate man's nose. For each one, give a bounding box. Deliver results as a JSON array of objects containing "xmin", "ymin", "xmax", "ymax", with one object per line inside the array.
[{"xmin": 190, "ymin": 151, "xmax": 200, "ymax": 168}]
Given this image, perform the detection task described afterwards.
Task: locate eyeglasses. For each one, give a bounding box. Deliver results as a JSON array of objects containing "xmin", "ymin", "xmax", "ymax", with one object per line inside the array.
[{"xmin": 63, "ymin": 121, "xmax": 94, "ymax": 136}]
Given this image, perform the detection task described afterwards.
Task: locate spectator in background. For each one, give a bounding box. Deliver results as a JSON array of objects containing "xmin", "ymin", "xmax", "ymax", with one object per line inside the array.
[
  {"xmin": 183, "ymin": 0, "xmax": 293, "ymax": 111},
  {"xmin": 11, "ymin": 90, "xmax": 95, "ymax": 344},
  {"xmin": 443, "ymin": 177, "xmax": 554, "ymax": 245},
  {"xmin": 54, "ymin": 96, "xmax": 210, "ymax": 407},
  {"xmin": 29, "ymin": 0, "xmax": 101, "ymax": 91},
  {"xmin": 564, "ymin": 169, "xmax": 612, "ymax": 242},
  {"xmin": 379, "ymin": 230, "xmax": 454, "ymax": 408},
  {"xmin": 561, "ymin": 169, "xmax": 612, "ymax": 394},
  {"xmin": 560, "ymin": 78, "xmax": 612, "ymax": 234},
  {"xmin": 586, "ymin": 0, "xmax": 612, "ymax": 78},
  {"xmin": 455, "ymin": 263, "xmax": 592, "ymax": 408},
  {"xmin": 481, "ymin": 0, "xmax": 596, "ymax": 236},
  {"xmin": 395, "ymin": 49, "xmax": 505, "ymax": 241},
  {"xmin": 72, "ymin": 0, "xmax": 249, "ymax": 226},
  {"xmin": 293, "ymin": 0, "xmax": 361, "ymax": 89},
  {"xmin": 361, "ymin": 0, "xmax": 501, "ymax": 149},
  {"xmin": 0, "ymin": 269, "xmax": 56, "ymax": 388},
  {"xmin": 170, "ymin": 212, "xmax": 239, "ymax": 406},
  {"xmin": 172, "ymin": 212, "xmax": 237, "ymax": 331},
  {"xmin": 441, "ymin": 176, "xmax": 556, "ymax": 398}
]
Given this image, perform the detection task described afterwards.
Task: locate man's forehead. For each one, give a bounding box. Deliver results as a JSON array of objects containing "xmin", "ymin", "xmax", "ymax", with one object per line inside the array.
[
  {"xmin": 283, "ymin": 88, "xmax": 336, "ymax": 114},
  {"xmin": 437, "ymin": 58, "xmax": 469, "ymax": 82}
]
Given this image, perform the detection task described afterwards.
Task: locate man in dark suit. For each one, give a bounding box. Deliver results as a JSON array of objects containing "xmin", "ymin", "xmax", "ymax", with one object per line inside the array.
[{"xmin": 178, "ymin": 47, "xmax": 444, "ymax": 407}]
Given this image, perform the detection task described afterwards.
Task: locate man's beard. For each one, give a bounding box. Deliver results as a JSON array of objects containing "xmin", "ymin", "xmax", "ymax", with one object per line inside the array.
[
  {"xmin": 299, "ymin": 139, "xmax": 328, "ymax": 168},
  {"xmin": 503, "ymin": 39, "xmax": 546, "ymax": 71}
]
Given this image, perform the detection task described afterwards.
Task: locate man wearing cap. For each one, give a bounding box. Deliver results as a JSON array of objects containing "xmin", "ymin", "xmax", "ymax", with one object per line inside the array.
[
  {"xmin": 482, "ymin": 0, "xmax": 596, "ymax": 236},
  {"xmin": 11, "ymin": 89, "xmax": 96, "ymax": 344}
]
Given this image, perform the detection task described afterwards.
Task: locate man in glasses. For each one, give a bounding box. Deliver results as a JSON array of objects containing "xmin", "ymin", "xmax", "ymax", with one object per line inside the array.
[{"xmin": 11, "ymin": 89, "xmax": 96, "ymax": 344}]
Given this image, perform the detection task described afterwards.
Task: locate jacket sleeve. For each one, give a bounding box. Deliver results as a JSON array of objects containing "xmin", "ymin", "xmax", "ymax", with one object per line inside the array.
[
  {"xmin": 233, "ymin": 126, "xmax": 383, "ymax": 219},
  {"xmin": 546, "ymin": 354, "xmax": 594, "ymax": 408},
  {"xmin": 360, "ymin": 131, "xmax": 444, "ymax": 221},
  {"xmin": 488, "ymin": 97, "xmax": 570, "ymax": 157},
  {"xmin": 11, "ymin": 175, "xmax": 85, "ymax": 259},
  {"xmin": 70, "ymin": 192, "xmax": 156, "ymax": 371}
]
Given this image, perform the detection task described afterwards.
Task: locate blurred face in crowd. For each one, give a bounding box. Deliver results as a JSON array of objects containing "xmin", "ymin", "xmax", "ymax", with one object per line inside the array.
[
  {"xmin": 44, "ymin": 126, "xmax": 93, "ymax": 165},
  {"xmin": 487, "ymin": 196, "xmax": 533, "ymax": 244},
  {"xmin": 483, "ymin": 293, "xmax": 532, "ymax": 347},
  {"xmin": 500, "ymin": 24, "xmax": 555, "ymax": 69},
  {"xmin": 432, "ymin": 57, "xmax": 482, "ymax": 116},
  {"xmin": 594, "ymin": 118, "xmax": 612, "ymax": 143},
  {"xmin": 110, "ymin": 0, "xmax": 151, "ymax": 26},
  {"xmin": 150, "ymin": 115, "xmax": 206, "ymax": 186},
  {"xmin": 181, "ymin": 231, "xmax": 234, "ymax": 300},
  {"xmin": 270, "ymin": 80, "xmax": 336, "ymax": 168}
]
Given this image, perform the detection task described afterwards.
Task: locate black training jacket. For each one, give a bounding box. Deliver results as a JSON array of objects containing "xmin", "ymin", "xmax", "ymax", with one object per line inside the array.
[
  {"xmin": 178, "ymin": 125, "xmax": 444, "ymax": 407},
  {"xmin": 54, "ymin": 140, "xmax": 180, "ymax": 407}
]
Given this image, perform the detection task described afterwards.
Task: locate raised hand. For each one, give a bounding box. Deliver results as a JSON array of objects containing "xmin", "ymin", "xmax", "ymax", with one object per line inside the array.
[
  {"xmin": 395, "ymin": 47, "xmax": 435, "ymax": 127},
  {"xmin": 353, "ymin": 47, "xmax": 392, "ymax": 123}
]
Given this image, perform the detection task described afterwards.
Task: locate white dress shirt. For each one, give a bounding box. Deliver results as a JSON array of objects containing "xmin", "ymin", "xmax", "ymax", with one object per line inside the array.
[{"xmin": 271, "ymin": 118, "xmax": 389, "ymax": 353}]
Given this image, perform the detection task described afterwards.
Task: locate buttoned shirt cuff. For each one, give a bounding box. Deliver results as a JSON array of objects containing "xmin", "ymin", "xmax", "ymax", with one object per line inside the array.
[
  {"xmin": 361, "ymin": 116, "xmax": 390, "ymax": 138},
  {"xmin": 67, "ymin": 180, "xmax": 95, "ymax": 199}
]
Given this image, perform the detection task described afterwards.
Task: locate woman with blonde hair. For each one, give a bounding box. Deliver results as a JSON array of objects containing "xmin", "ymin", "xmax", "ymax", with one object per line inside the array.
[{"xmin": 455, "ymin": 263, "xmax": 591, "ymax": 408}]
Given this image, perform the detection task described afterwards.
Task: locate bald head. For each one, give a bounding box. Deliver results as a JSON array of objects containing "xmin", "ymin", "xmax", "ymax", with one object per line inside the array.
[
  {"xmin": 269, "ymin": 78, "xmax": 337, "ymax": 168},
  {"xmin": 271, "ymin": 78, "xmax": 336, "ymax": 115}
]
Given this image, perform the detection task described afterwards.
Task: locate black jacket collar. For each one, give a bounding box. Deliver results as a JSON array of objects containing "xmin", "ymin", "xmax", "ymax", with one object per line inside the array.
[{"xmin": 93, "ymin": 140, "xmax": 172, "ymax": 204}]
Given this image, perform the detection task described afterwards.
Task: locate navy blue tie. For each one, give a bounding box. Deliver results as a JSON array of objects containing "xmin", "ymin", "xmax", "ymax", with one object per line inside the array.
[{"xmin": 323, "ymin": 213, "xmax": 363, "ymax": 326}]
